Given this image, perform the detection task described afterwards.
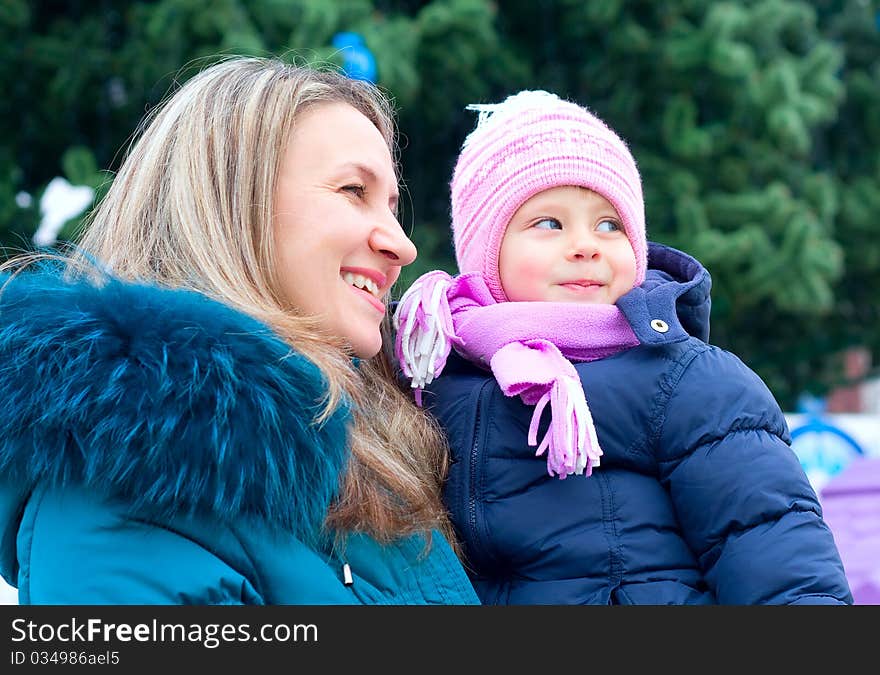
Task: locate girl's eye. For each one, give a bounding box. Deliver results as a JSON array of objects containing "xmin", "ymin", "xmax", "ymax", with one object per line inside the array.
[
  {"xmin": 596, "ymin": 219, "xmax": 622, "ymax": 233},
  {"xmin": 343, "ymin": 184, "xmax": 366, "ymax": 198},
  {"xmin": 533, "ymin": 218, "xmax": 562, "ymax": 230}
]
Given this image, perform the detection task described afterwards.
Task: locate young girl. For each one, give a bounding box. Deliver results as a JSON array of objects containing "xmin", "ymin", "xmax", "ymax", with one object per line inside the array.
[{"xmin": 394, "ymin": 90, "xmax": 852, "ymax": 604}]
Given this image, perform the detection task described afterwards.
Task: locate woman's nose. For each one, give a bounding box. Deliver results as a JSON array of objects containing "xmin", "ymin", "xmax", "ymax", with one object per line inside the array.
[{"xmin": 371, "ymin": 215, "xmax": 417, "ymax": 266}]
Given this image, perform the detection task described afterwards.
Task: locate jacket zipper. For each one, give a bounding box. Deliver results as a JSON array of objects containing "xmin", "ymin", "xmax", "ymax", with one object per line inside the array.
[{"xmin": 466, "ymin": 380, "xmax": 493, "ymax": 565}]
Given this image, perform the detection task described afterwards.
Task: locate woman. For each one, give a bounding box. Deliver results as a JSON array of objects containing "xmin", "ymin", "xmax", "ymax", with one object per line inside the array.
[{"xmin": 0, "ymin": 56, "xmax": 479, "ymax": 604}]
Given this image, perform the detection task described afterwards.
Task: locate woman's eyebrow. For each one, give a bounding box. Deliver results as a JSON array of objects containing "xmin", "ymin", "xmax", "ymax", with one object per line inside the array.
[{"xmin": 338, "ymin": 161, "xmax": 400, "ymax": 203}]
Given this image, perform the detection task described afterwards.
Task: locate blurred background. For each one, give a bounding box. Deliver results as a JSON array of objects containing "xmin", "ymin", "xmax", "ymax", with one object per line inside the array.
[{"xmin": 1, "ymin": 0, "xmax": 879, "ymax": 603}]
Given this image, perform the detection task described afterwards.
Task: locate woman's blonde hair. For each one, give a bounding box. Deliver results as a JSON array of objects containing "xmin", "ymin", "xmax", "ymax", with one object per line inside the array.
[{"xmin": 69, "ymin": 56, "xmax": 456, "ymax": 546}]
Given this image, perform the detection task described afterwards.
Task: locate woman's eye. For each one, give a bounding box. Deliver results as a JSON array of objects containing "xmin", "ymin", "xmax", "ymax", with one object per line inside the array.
[
  {"xmin": 343, "ymin": 184, "xmax": 366, "ymax": 198},
  {"xmin": 596, "ymin": 219, "xmax": 622, "ymax": 233},
  {"xmin": 533, "ymin": 218, "xmax": 562, "ymax": 230}
]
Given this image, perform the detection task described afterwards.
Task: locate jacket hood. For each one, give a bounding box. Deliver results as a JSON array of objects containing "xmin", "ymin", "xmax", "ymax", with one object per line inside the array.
[
  {"xmin": 0, "ymin": 270, "xmax": 350, "ymax": 542},
  {"xmin": 617, "ymin": 241, "xmax": 712, "ymax": 344}
]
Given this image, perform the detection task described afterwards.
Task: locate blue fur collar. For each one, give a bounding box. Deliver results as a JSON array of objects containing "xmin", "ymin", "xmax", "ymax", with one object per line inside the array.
[{"xmin": 0, "ymin": 271, "xmax": 350, "ymax": 541}]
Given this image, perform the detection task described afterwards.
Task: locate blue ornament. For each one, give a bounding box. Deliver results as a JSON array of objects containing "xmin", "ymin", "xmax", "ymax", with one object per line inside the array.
[{"xmin": 331, "ymin": 32, "xmax": 377, "ymax": 83}]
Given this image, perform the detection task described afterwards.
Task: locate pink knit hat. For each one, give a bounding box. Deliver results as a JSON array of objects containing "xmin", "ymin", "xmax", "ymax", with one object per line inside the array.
[{"xmin": 451, "ymin": 90, "xmax": 647, "ymax": 302}]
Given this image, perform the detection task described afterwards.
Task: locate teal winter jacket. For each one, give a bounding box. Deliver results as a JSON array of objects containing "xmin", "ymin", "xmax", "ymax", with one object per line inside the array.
[{"xmin": 0, "ymin": 270, "xmax": 478, "ymax": 605}]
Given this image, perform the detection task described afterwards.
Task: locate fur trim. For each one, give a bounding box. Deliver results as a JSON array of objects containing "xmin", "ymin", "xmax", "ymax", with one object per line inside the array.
[{"xmin": 0, "ymin": 271, "xmax": 349, "ymax": 542}]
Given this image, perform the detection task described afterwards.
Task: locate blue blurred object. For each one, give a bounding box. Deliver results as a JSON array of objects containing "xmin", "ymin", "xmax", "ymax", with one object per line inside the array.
[
  {"xmin": 789, "ymin": 394, "xmax": 864, "ymax": 492},
  {"xmin": 795, "ymin": 392, "xmax": 825, "ymax": 415},
  {"xmin": 331, "ymin": 32, "xmax": 377, "ymax": 83}
]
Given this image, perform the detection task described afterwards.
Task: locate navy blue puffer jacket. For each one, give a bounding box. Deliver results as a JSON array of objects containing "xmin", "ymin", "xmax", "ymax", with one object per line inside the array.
[{"xmin": 426, "ymin": 243, "xmax": 852, "ymax": 605}]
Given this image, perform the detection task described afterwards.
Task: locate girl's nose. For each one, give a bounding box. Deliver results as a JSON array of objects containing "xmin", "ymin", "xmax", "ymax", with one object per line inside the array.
[{"xmin": 566, "ymin": 228, "xmax": 599, "ymax": 261}]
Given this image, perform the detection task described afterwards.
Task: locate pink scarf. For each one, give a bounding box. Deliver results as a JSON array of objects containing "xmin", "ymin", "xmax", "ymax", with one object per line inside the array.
[{"xmin": 393, "ymin": 271, "xmax": 639, "ymax": 478}]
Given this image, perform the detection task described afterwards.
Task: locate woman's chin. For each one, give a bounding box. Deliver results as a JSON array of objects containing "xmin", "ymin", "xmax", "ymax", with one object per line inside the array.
[{"xmin": 348, "ymin": 333, "xmax": 383, "ymax": 360}]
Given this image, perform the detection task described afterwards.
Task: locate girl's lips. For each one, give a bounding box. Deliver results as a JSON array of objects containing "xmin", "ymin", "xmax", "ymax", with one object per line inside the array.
[{"xmin": 560, "ymin": 281, "xmax": 604, "ymax": 292}]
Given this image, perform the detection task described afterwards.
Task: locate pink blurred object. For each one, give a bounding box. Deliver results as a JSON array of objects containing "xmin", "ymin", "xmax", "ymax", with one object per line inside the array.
[{"xmin": 820, "ymin": 457, "xmax": 880, "ymax": 604}]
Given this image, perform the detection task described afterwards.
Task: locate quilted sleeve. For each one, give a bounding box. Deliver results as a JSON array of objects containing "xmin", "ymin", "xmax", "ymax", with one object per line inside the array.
[{"xmin": 657, "ymin": 346, "xmax": 853, "ymax": 605}]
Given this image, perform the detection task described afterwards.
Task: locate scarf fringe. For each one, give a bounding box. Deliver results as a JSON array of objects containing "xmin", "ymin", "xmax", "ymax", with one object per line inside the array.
[
  {"xmin": 393, "ymin": 270, "xmax": 461, "ymax": 406},
  {"xmin": 527, "ymin": 375, "xmax": 602, "ymax": 478}
]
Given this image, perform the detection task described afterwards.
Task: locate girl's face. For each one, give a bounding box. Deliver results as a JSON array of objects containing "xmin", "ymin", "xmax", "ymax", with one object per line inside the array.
[
  {"xmin": 273, "ymin": 102, "xmax": 417, "ymax": 358},
  {"xmin": 498, "ymin": 186, "xmax": 636, "ymax": 305}
]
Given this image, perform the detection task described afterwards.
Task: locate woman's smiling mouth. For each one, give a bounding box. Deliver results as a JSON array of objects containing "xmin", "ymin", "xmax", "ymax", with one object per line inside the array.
[{"xmin": 341, "ymin": 268, "xmax": 387, "ymax": 313}]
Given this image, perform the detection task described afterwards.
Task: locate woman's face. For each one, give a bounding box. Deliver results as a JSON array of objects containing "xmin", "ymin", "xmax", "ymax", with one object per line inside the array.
[{"xmin": 273, "ymin": 102, "xmax": 416, "ymax": 358}]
